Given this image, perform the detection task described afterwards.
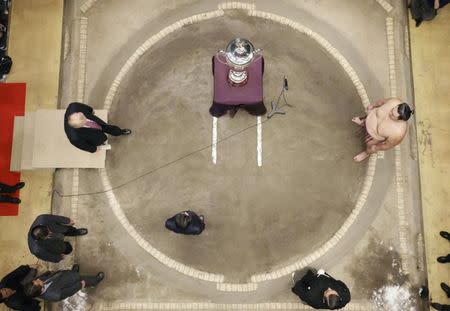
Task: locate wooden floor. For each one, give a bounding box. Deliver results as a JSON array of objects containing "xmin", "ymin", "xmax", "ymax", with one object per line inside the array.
[
  {"xmin": 0, "ymin": 0, "xmax": 63, "ymax": 306},
  {"xmin": 410, "ymin": 8, "xmax": 450, "ymax": 306}
]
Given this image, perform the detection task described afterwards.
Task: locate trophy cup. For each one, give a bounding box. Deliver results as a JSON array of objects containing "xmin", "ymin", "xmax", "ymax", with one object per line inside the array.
[{"xmin": 216, "ymin": 38, "xmax": 262, "ymax": 86}]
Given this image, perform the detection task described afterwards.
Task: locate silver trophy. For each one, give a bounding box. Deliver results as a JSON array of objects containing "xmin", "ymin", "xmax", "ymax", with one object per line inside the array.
[{"xmin": 217, "ymin": 38, "xmax": 262, "ymax": 85}]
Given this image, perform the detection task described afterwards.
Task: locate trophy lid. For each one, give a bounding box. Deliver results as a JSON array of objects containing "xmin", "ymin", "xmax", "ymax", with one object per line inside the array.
[{"xmin": 225, "ymin": 38, "xmax": 255, "ymax": 67}]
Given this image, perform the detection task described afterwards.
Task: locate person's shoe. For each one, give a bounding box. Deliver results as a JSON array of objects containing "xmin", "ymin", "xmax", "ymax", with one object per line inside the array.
[
  {"xmin": 96, "ymin": 272, "xmax": 105, "ymax": 283},
  {"xmin": 440, "ymin": 231, "xmax": 450, "ymax": 242},
  {"xmin": 121, "ymin": 129, "xmax": 132, "ymax": 135},
  {"xmin": 71, "ymin": 264, "xmax": 80, "ymax": 272},
  {"xmin": 441, "ymin": 282, "xmax": 450, "ymax": 298},
  {"xmin": 9, "ymin": 197, "xmax": 20, "ymax": 204},
  {"xmin": 14, "ymin": 182, "xmax": 25, "ymax": 190},
  {"xmin": 75, "ymin": 228, "xmax": 88, "ymax": 236},
  {"xmin": 437, "ymin": 254, "xmax": 450, "ymax": 263},
  {"xmin": 431, "ymin": 303, "xmax": 447, "ymax": 311},
  {"xmin": 229, "ymin": 108, "xmax": 238, "ymax": 118},
  {"xmin": 419, "ymin": 285, "xmax": 429, "ymax": 299},
  {"xmin": 415, "ymin": 18, "xmax": 423, "ymax": 27}
]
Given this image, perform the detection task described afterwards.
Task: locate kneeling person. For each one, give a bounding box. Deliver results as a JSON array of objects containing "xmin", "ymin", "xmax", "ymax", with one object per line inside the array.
[
  {"xmin": 292, "ymin": 269, "xmax": 350, "ymax": 310},
  {"xmin": 165, "ymin": 211, "xmax": 205, "ymax": 235},
  {"xmin": 64, "ymin": 102, "xmax": 131, "ymax": 153}
]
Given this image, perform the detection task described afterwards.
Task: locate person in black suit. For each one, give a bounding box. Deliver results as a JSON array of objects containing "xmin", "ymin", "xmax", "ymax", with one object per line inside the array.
[
  {"xmin": 0, "ymin": 181, "xmax": 24, "ymax": 204},
  {"xmin": 165, "ymin": 211, "xmax": 205, "ymax": 235},
  {"xmin": 24, "ymin": 265, "xmax": 104, "ymax": 302},
  {"xmin": 0, "ymin": 264, "xmax": 41, "ymax": 311},
  {"xmin": 291, "ymin": 269, "xmax": 350, "ymax": 310},
  {"xmin": 28, "ymin": 214, "xmax": 88, "ymax": 263},
  {"xmin": 64, "ymin": 102, "xmax": 131, "ymax": 153}
]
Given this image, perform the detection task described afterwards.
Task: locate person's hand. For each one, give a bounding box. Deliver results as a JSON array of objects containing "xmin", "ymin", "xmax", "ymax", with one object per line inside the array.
[
  {"xmin": 81, "ymin": 280, "xmax": 85, "ymax": 289},
  {"xmin": 366, "ymin": 104, "xmax": 374, "ymax": 112},
  {"xmin": 29, "ymin": 263, "xmax": 42, "ymax": 269},
  {"xmin": 68, "ymin": 219, "xmax": 75, "ymax": 226},
  {"xmin": 61, "ymin": 254, "xmax": 67, "ymax": 259},
  {"xmin": 92, "ymin": 110, "xmax": 96, "ymax": 115},
  {"xmin": 96, "ymin": 146, "xmax": 101, "ymax": 152}
]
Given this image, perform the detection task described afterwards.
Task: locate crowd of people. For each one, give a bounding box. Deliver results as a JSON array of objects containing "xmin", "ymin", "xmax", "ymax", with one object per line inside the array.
[{"xmin": 0, "ymin": 0, "xmax": 12, "ymax": 79}]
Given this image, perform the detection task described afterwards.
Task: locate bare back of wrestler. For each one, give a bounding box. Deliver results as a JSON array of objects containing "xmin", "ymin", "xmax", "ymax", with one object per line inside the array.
[{"xmin": 351, "ymin": 98, "xmax": 413, "ymax": 162}]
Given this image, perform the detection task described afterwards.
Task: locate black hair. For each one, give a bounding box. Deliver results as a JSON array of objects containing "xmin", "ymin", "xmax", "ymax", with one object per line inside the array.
[
  {"xmin": 397, "ymin": 103, "xmax": 414, "ymax": 121},
  {"xmin": 327, "ymin": 294, "xmax": 341, "ymax": 309},
  {"xmin": 175, "ymin": 213, "xmax": 191, "ymax": 229},
  {"xmin": 32, "ymin": 226, "xmax": 49, "ymax": 240},
  {"xmin": 23, "ymin": 282, "xmax": 42, "ymax": 298}
]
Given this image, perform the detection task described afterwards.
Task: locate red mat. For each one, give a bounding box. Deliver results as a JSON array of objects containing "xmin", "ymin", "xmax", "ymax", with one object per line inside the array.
[{"xmin": 0, "ymin": 83, "xmax": 26, "ymax": 216}]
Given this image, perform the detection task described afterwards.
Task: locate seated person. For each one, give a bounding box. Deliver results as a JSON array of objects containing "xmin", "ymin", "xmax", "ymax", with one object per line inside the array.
[
  {"xmin": 165, "ymin": 211, "xmax": 205, "ymax": 235},
  {"xmin": 0, "ymin": 181, "xmax": 24, "ymax": 204},
  {"xmin": 24, "ymin": 265, "xmax": 104, "ymax": 302},
  {"xmin": 28, "ymin": 214, "xmax": 88, "ymax": 263},
  {"xmin": 0, "ymin": 264, "xmax": 41, "ymax": 311},
  {"xmin": 64, "ymin": 102, "xmax": 131, "ymax": 153}
]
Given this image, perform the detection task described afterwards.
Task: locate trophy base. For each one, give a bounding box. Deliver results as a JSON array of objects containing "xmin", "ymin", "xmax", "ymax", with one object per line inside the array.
[{"xmin": 228, "ymin": 70, "xmax": 248, "ymax": 86}]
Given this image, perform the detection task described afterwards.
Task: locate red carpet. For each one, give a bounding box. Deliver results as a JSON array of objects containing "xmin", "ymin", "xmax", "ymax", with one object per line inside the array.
[{"xmin": 0, "ymin": 83, "xmax": 26, "ymax": 216}]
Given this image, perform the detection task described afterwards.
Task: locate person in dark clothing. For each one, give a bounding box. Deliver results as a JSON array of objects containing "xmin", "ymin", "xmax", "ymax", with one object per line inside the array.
[
  {"xmin": 291, "ymin": 269, "xmax": 351, "ymax": 310},
  {"xmin": 411, "ymin": 0, "xmax": 450, "ymax": 27},
  {"xmin": 64, "ymin": 102, "xmax": 131, "ymax": 153},
  {"xmin": 28, "ymin": 214, "xmax": 88, "ymax": 263},
  {"xmin": 437, "ymin": 231, "xmax": 450, "ymax": 263},
  {"xmin": 431, "ymin": 282, "xmax": 450, "ymax": 310},
  {"xmin": 0, "ymin": 264, "xmax": 41, "ymax": 311},
  {"xmin": 165, "ymin": 211, "xmax": 205, "ymax": 235},
  {"xmin": 0, "ymin": 181, "xmax": 24, "ymax": 204},
  {"xmin": 24, "ymin": 265, "xmax": 104, "ymax": 302}
]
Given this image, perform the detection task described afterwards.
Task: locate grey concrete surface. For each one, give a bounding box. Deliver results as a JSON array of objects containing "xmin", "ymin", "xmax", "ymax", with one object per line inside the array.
[{"xmin": 51, "ymin": 0, "xmax": 426, "ymax": 309}]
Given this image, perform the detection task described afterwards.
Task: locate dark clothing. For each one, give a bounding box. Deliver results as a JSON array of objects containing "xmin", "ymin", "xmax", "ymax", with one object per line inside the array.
[
  {"xmin": 0, "ymin": 265, "xmax": 41, "ymax": 311},
  {"xmin": 0, "ymin": 182, "xmax": 20, "ymax": 193},
  {"xmin": 292, "ymin": 270, "xmax": 351, "ymax": 310},
  {"xmin": 165, "ymin": 211, "xmax": 205, "ymax": 235},
  {"xmin": 64, "ymin": 102, "xmax": 124, "ymax": 153},
  {"xmin": 28, "ymin": 214, "xmax": 75, "ymax": 263},
  {"xmin": 0, "ymin": 195, "xmax": 17, "ymax": 203},
  {"xmin": 209, "ymin": 102, "xmax": 267, "ymax": 117},
  {"xmin": 37, "ymin": 270, "xmax": 98, "ymax": 302},
  {"xmin": 427, "ymin": 0, "xmax": 450, "ymax": 8},
  {"xmin": 0, "ymin": 182, "xmax": 20, "ymax": 204}
]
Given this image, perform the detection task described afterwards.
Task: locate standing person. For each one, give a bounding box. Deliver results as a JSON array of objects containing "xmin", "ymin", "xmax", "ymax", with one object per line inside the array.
[
  {"xmin": 437, "ymin": 230, "xmax": 450, "ymax": 263},
  {"xmin": 352, "ymin": 98, "xmax": 414, "ymax": 162},
  {"xmin": 28, "ymin": 214, "xmax": 88, "ymax": 263},
  {"xmin": 431, "ymin": 282, "xmax": 450, "ymax": 310},
  {"xmin": 291, "ymin": 269, "xmax": 351, "ymax": 310},
  {"xmin": 411, "ymin": 0, "xmax": 450, "ymax": 27},
  {"xmin": 0, "ymin": 264, "xmax": 41, "ymax": 311},
  {"xmin": 24, "ymin": 266, "xmax": 104, "ymax": 302},
  {"xmin": 64, "ymin": 102, "xmax": 132, "ymax": 153},
  {"xmin": 165, "ymin": 211, "xmax": 205, "ymax": 235},
  {"xmin": 0, "ymin": 181, "xmax": 24, "ymax": 204}
]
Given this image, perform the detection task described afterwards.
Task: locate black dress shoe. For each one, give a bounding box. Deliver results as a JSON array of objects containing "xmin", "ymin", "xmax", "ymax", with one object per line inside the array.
[
  {"xmin": 431, "ymin": 303, "xmax": 450, "ymax": 311},
  {"xmin": 71, "ymin": 264, "xmax": 80, "ymax": 272},
  {"xmin": 121, "ymin": 129, "xmax": 132, "ymax": 135},
  {"xmin": 96, "ymin": 272, "xmax": 105, "ymax": 282},
  {"xmin": 75, "ymin": 228, "xmax": 88, "ymax": 236},
  {"xmin": 9, "ymin": 197, "xmax": 20, "ymax": 204},
  {"xmin": 437, "ymin": 254, "xmax": 450, "ymax": 263},
  {"xmin": 440, "ymin": 231, "xmax": 450, "ymax": 241},
  {"xmin": 14, "ymin": 182, "xmax": 25, "ymax": 190},
  {"xmin": 441, "ymin": 283, "xmax": 450, "ymax": 298}
]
